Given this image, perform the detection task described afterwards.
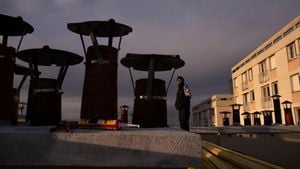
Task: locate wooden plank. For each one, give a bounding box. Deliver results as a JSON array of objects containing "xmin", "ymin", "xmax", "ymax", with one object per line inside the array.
[
  {"xmin": 202, "ymin": 147, "xmax": 238, "ymax": 169},
  {"xmin": 202, "ymin": 141, "xmax": 285, "ymax": 169}
]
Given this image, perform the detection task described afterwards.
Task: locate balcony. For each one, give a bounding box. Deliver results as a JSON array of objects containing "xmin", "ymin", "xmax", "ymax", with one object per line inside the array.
[
  {"xmin": 261, "ymin": 96, "xmax": 272, "ymax": 109},
  {"xmin": 243, "ymin": 102, "xmax": 250, "ymax": 112},
  {"xmin": 259, "ymin": 71, "xmax": 269, "ymax": 83},
  {"xmin": 241, "ymin": 81, "xmax": 249, "ymax": 91}
]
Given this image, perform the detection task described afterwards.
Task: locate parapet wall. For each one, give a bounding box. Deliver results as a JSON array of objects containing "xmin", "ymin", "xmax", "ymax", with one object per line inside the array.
[{"xmin": 0, "ymin": 126, "xmax": 201, "ymax": 168}]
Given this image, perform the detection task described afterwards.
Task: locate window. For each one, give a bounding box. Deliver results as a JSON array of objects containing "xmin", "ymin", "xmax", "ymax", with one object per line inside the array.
[
  {"xmin": 243, "ymin": 93, "xmax": 249, "ymax": 103},
  {"xmin": 257, "ymin": 49, "xmax": 264, "ymax": 55},
  {"xmin": 250, "ymin": 90, "xmax": 255, "ymax": 102},
  {"xmin": 242, "ymin": 72, "xmax": 247, "ymax": 82},
  {"xmin": 283, "ymin": 27, "xmax": 294, "ymax": 37},
  {"xmin": 264, "ymin": 42, "xmax": 273, "ymax": 50},
  {"xmin": 269, "ymin": 55, "xmax": 276, "ymax": 69},
  {"xmin": 243, "ymin": 92, "xmax": 250, "ymax": 111},
  {"xmin": 261, "ymin": 85, "xmax": 271, "ymax": 99},
  {"xmin": 220, "ymin": 97, "xmax": 232, "ymax": 101},
  {"xmin": 261, "ymin": 85, "xmax": 271, "ymax": 108},
  {"xmin": 248, "ymin": 68, "xmax": 253, "ymax": 80},
  {"xmin": 298, "ymin": 39, "xmax": 300, "ymax": 53},
  {"xmin": 272, "ymin": 81, "xmax": 279, "ymax": 95},
  {"xmin": 259, "ymin": 60, "xmax": 269, "ymax": 83},
  {"xmin": 233, "ymin": 77, "xmax": 238, "ymax": 88},
  {"xmin": 259, "ymin": 59, "xmax": 268, "ymax": 73},
  {"xmin": 241, "ymin": 72, "xmax": 248, "ymax": 90},
  {"xmin": 273, "ymin": 35, "xmax": 282, "ymax": 44},
  {"xmin": 291, "ymin": 74, "xmax": 300, "ymax": 92},
  {"xmin": 287, "ymin": 42, "xmax": 297, "ymax": 60}
]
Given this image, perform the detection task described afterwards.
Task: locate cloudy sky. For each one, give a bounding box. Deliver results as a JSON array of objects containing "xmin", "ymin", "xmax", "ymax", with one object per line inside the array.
[{"xmin": 1, "ymin": 0, "xmax": 300, "ymax": 125}]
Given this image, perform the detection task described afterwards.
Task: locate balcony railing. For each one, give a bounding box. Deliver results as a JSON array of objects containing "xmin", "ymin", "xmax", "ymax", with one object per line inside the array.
[
  {"xmin": 243, "ymin": 102, "xmax": 250, "ymax": 111},
  {"xmin": 261, "ymin": 96, "xmax": 272, "ymax": 109},
  {"xmin": 241, "ymin": 81, "xmax": 249, "ymax": 91},
  {"xmin": 259, "ymin": 71, "xmax": 269, "ymax": 83}
]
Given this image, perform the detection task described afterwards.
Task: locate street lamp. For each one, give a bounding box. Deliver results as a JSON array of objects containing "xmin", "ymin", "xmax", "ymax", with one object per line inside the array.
[
  {"xmin": 261, "ymin": 110, "xmax": 273, "ymax": 125},
  {"xmin": 282, "ymin": 100, "xmax": 294, "ymax": 125},
  {"xmin": 241, "ymin": 112, "xmax": 251, "ymax": 126},
  {"xmin": 253, "ymin": 111, "xmax": 261, "ymax": 125},
  {"xmin": 120, "ymin": 105, "xmax": 129, "ymax": 123},
  {"xmin": 230, "ymin": 103, "xmax": 242, "ymax": 126},
  {"xmin": 220, "ymin": 111, "xmax": 230, "ymax": 126},
  {"xmin": 271, "ymin": 94, "xmax": 282, "ymax": 124}
]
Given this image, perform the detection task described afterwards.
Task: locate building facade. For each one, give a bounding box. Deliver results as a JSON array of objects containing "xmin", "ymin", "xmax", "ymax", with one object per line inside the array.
[
  {"xmin": 231, "ymin": 16, "xmax": 300, "ymax": 125},
  {"xmin": 192, "ymin": 94, "xmax": 233, "ymax": 127}
]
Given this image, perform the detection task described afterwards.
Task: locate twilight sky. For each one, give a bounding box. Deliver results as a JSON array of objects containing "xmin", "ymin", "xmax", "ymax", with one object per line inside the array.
[{"xmin": 1, "ymin": 0, "xmax": 300, "ymax": 125}]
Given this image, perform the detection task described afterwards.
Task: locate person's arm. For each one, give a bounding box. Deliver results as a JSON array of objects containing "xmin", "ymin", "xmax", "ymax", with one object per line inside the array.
[{"xmin": 184, "ymin": 85, "xmax": 191, "ymax": 97}]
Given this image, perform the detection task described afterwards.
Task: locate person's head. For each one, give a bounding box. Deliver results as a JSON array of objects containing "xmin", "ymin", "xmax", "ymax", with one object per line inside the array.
[{"xmin": 176, "ymin": 76, "xmax": 185, "ymax": 84}]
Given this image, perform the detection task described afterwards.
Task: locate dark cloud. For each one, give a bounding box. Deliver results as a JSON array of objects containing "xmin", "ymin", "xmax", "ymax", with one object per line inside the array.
[{"xmin": 1, "ymin": 0, "xmax": 300, "ymax": 123}]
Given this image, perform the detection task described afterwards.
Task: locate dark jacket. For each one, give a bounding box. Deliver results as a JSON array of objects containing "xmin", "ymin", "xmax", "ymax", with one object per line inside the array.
[{"xmin": 175, "ymin": 84, "xmax": 191, "ymax": 110}]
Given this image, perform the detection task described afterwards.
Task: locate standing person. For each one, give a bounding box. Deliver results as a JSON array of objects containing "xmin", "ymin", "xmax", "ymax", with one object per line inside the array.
[{"xmin": 175, "ymin": 76, "xmax": 191, "ymax": 131}]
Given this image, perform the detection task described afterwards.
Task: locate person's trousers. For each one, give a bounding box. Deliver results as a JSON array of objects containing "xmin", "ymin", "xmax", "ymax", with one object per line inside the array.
[{"xmin": 179, "ymin": 108, "xmax": 190, "ymax": 131}]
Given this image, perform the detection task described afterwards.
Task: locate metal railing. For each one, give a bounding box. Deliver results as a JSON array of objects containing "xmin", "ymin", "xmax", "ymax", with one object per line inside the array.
[
  {"xmin": 259, "ymin": 71, "xmax": 269, "ymax": 83},
  {"xmin": 261, "ymin": 97, "xmax": 272, "ymax": 109},
  {"xmin": 241, "ymin": 81, "xmax": 249, "ymax": 90}
]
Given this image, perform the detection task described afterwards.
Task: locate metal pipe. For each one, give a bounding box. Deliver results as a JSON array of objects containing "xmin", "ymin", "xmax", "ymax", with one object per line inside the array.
[
  {"xmin": 16, "ymin": 34, "xmax": 24, "ymax": 52},
  {"xmin": 16, "ymin": 28, "xmax": 27, "ymax": 52},
  {"xmin": 165, "ymin": 68, "xmax": 176, "ymax": 95},
  {"xmin": 79, "ymin": 34, "xmax": 87, "ymax": 57},
  {"xmin": 117, "ymin": 35, "xmax": 123, "ymax": 51},
  {"xmin": 17, "ymin": 75, "xmax": 28, "ymax": 91},
  {"xmin": 117, "ymin": 28, "xmax": 124, "ymax": 51},
  {"xmin": 108, "ymin": 19, "xmax": 115, "ymax": 47},
  {"xmin": 2, "ymin": 35, "xmax": 8, "ymax": 46},
  {"xmin": 57, "ymin": 65, "xmax": 69, "ymax": 89},
  {"xmin": 89, "ymin": 32, "xmax": 104, "ymax": 64},
  {"xmin": 146, "ymin": 57, "xmax": 155, "ymax": 100},
  {"xmin": 128, "ymin": 67, "xmax": 135, "ymax": 94}
]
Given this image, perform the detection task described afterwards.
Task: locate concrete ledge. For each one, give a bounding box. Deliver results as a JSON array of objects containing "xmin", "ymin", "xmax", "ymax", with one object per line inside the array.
[
  {"xmin": 191, "ymin": 125, "xmax": 300, "ymax": 134},
  {"xmin": 0, "ymin": 126, "xmax": 201, "ymax": 168}
]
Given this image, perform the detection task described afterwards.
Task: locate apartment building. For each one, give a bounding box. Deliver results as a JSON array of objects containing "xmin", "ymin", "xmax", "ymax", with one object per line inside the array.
[
  {"xmin": 192, "ymin": 94, "xmax": 233, "ymax": 127},
  {"xmin": 231, "ymin": 16, "xmax": 300, "ymax": 125}
]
